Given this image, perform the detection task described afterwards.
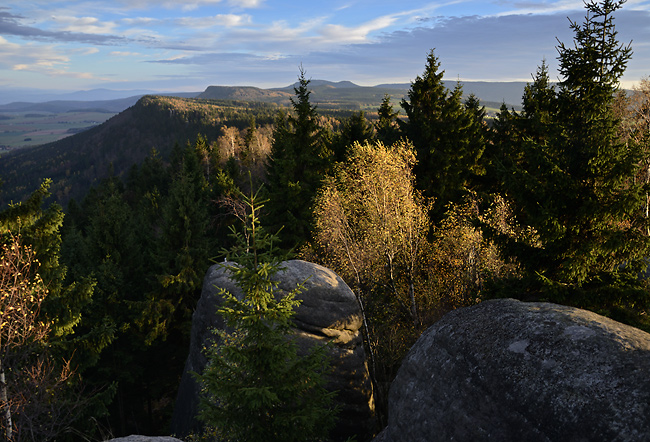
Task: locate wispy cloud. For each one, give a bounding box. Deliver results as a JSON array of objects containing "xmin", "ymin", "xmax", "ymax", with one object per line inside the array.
[
  {"xmin": 0, "ymin": 0, "xmax": 648, "ymax": 91},
  {"xmin": 50, "ymin": 15, "xmax": 118, "ymax": 34},
  {"xmin": 108, "ymin": 0, "xmax": 264, "ymax": 10},
  {"xmin": 318, "ymin": 15, "xmax": 399, "ymax": 43},
  {"xmin": 0, "ymin": 35, "xmax": 102, "ymax": 80},
  {"xmin": 141, "ymin": 4, "xmax": 650, "ymax": 88},
  {"xmin": 79, "ymin": 47, "xmax": 100, "ymax": 55},
  {"xmin": 0, "ymin": 9, "xmax": 128, "ymax": 45},
  {"xmin": 110, "ymin": 50, "xmax": 141, "ymax": 56},
  {"xmin": 176, "ymin": 14, "xmax": 252, "ymax": 28}
]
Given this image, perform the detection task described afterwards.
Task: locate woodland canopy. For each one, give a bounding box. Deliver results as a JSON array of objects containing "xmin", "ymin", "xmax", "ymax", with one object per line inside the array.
[{"xmin": 1, "ymin": 1, "xmax": 650, "ymax": 440}]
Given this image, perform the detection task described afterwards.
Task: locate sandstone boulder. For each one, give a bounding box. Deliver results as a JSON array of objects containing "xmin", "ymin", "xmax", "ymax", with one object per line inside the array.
[
  {"xmin": 172, "ymin": 260, "xmax": 375, "ymax": 441},
  {"xmin": 381, "ymin": 298, "xmax": 650, "ymax": 442}
]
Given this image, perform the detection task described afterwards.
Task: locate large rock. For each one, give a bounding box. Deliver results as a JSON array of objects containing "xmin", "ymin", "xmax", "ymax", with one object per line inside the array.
[
  {"xmin": 381, "ymin": 298, "xmax": 650, "ymax": 442},
  {"xmin": 172, "ymin": 260, "xmax": 375, "ymax": 441}
]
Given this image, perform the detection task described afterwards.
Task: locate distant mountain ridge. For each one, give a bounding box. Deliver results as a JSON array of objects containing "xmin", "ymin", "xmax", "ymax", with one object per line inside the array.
[
  {"xmin": 2, "ymin": 80, "xmax": 528, "ymax": 113},
  {"xmin": 280, "ymin": 79, "xmax": 530, "ymax": 107},
  {"xmin": 198, "ymin": 80, "xmax": 527, "ymax": 110},
  {"xmin": 198, "ymin": 86, "xmax": 292, "ymax": 103}
]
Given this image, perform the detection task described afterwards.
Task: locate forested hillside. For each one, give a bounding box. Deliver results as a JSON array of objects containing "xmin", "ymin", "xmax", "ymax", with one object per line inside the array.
[
  {"xmin": 0, "ymin": 80, "xmax": 526, "ymax": 208},
  {"xmin": 0, "ymin": 96, "xmax": 283, "ymax": 206},
  {"xmin": 1, "ymin": 1, "xmax": 650, "ymax": 441}
]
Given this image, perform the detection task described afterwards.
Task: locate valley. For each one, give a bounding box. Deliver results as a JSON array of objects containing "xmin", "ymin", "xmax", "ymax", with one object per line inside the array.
[{"xmin": 0, "ymin": 110, "xmax": 117, "ymax": 150}]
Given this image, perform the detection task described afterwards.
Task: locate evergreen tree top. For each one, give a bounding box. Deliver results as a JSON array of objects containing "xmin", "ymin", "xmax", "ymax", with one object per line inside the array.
[
  {"xmin": 290, "ymin": 67, "xmax": 318, "ymax": 124},
  {"xmin": 557, "ymin": 0, "xmax": 632, "ymax": 95},
  {"xmin": 401, "ymin": 49, "xmax": 449, "ymax": 116}
]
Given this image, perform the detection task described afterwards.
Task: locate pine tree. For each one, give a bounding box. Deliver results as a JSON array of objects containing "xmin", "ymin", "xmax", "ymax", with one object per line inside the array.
[
  {"xmin": 197, "ymin": 186, "xmax": 337, "ymax": 442},
  {"xmin": 376, "ymin": 94, "xmax": 401, "ymax": 145},
  {"xmin": 330, "ymin": 111, "xmax": 375, "ymax": 162},
  {"xmin": 155, "ymin": 140, "xmax": 212, "ymax": 337},
  {"xmin": 520, "ymin": 60, "xmax": 557, "ymax": 142},
  {"xmin": 400, "ymin": 50, "xmax": 485, "ymax": 218},
  {"xmin": 492, "ymin": 1, "xmax": 650, "ymax": 317},
  {"xmin": 552, "ymin": 0, "xmax": 645, "ymax": 286},
  {"xmin": 265, "ymin": 68, "xmax": 333, "ymax": 249}
]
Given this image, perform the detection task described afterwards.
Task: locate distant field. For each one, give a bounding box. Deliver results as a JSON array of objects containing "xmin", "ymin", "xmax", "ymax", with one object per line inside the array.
[{"xmin": 0, "ymin": 111, "xmax": 117, "ymax": 150}]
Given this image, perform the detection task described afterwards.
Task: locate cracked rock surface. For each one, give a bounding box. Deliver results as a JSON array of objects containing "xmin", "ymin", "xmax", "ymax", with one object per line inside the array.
[{"xmin": 380, "ymin": 298, "xmax": 650, "ymax": 442}]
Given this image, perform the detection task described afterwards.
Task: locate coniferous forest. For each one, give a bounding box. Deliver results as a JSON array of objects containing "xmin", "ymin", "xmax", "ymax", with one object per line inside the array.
[{"xmin": 2, "ymin": 1, "xmax": 650, "ymax": 440}]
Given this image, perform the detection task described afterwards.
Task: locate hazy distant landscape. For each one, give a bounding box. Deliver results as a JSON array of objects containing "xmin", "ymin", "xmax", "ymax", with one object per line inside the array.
[
  {"xmin": 0, "ymin": 111, "xmax": 118, "ymax": 149},
  {"xmin": 0, "ymin": 80, "xmax": 526, "ymax": 151}
]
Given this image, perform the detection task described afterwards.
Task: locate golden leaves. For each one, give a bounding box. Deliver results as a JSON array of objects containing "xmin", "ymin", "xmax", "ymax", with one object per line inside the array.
[{"xmin": 0, "ymin": 233, "xmax": 51, "ymax": 352}]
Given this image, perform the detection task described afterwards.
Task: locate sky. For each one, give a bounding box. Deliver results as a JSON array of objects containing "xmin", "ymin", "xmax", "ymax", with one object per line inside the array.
[{"xmin": 1, "ymin": 0, "xmax": 650, "ymax": 94}]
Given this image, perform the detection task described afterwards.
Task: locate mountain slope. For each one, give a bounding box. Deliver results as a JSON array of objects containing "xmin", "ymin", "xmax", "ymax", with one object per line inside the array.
[
  {"xmin": 197, "ymin": 81, "xmax": 410, "ymax": 110},
  {"xmin": 198, "ymin": 86, "xmax": 292, "ymax": 103},
  {"xmin": 0, "ymin": 95, "xmax": 279, "ymax": 207}
]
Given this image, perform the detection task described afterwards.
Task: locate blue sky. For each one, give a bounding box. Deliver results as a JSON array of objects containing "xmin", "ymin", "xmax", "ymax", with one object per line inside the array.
[{"xmin": 1, "ymin": 0, "xmax": 649, "ymax": 93}]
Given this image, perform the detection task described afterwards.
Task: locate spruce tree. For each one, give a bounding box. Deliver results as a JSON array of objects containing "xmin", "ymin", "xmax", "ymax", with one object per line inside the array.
[
  {"xmin": 265, "ymin": 68, "xmax": 333, "ymax": 249},
  {"xmin": 552, "ymin": 0, "xmax": 645, "ymax": 286},
  {"xmin": 489, "ymin": 62, "xmax": 559, "ymax": 244},
  {"xmin": 156, "ymin": 139, "xmax": 212, "ymax": 335},
  {"xmin": 0, "ymin": 179, "xmax": 96, "ymax": 344},
  {"xmin": 484, "ymin": 103, "xmax": 516, "ymax": 195},
  {"xmin": 400, "ymin": 50, "xmax": 485, "ymax": 219},
  {"xmin": 197, "ymin": 186, "xmax": 337, "ymax": 442},
  {"xmin": 463, "ymin": 92, "xmax": 488, "ymax": 184},
  {"xmin": 520, "ymin": 60, "xmax": 557, "ymax": 143},
  {"xmin": 376, "ymin": 94, "xmax": 401, "ymax": 145},
  {"xmin": 331, "ymin": 111, "xmax": 375, "ymax": 162},
  {"xmin": 493, "ymin": 0, "xmax": 650, "ymax": 317}
]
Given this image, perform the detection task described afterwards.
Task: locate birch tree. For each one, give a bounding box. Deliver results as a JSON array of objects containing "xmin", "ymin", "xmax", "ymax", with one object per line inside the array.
[{"xmin": 0, "ymin": 234, "xmax": 49, "ymax": 441}]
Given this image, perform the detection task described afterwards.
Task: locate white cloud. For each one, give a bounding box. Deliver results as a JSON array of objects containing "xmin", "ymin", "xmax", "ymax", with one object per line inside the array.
[
  {"xmin": 494, "ymin": 0, "xmax": 585, "ymax": 16},
  {"xmin": 114, "ymin": 0, "xmax": 222, "ymax": 10},
  {"xmin": 318, "ymin": 15, "xmax": 398, "ymax": 43},
  {"xmin": 0, "ymin": 36, "xmax": 101, "ymax": 80},
  {"xmin": 112, "ymin": 0, "xmax": 264, "ymax": 10},
  {"xmin": 110, "ymin": 51, "xmax": 141, "ymax": 56},
  {"xmin": 121, "ymin": 17, "xmax": 158, "ymax": 27},
  {"xmin": 1, "ymin": 0, "xmax": 648, "ymax": 91},
  {"xmin": 228, "ymin": 0, "xmax": 264, "ymax": 7},
  {"xmin": 259, "ymin": 17, "xmax": 327, "ymax": 42},
  {"xmin": 177, "ymin": 14, "xmax": 252, "ymax": 28},
  {"xmin": 50, "ymin": 15, "xmax": 117, "ymax": 34},
  {"xmin": 80, "ymin": 47, "xmax": 100, "ymax": 55},
  {"xmin": 163, "ymin": 53, "xmax": 191, "ymax": 61},
  {"xmin": 0, "ymin": 36, "xmax": 69, "ymax": 69}
]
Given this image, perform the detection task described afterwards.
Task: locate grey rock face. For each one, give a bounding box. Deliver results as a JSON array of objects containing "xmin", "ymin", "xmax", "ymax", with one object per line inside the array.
[
  {"xmin": 381, "ymin": 298, "xmax": 650, "ymax": 442},
  {"xmin": 171, "ymin": 260, "xmax": 375, "ymax": 441}
]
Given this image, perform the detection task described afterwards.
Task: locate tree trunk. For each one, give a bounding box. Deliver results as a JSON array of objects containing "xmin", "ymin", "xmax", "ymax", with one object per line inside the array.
[
  {"xmin": 408, "ymin": 279, "xmax": 418, "ymax": 328},
  {"xmin": 353, "ymin": 288, "xmax": 383, "ymax": 427},
  {"xmin": 0, "ymin": 361, "xmax": 13, "ymax": 442}
]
